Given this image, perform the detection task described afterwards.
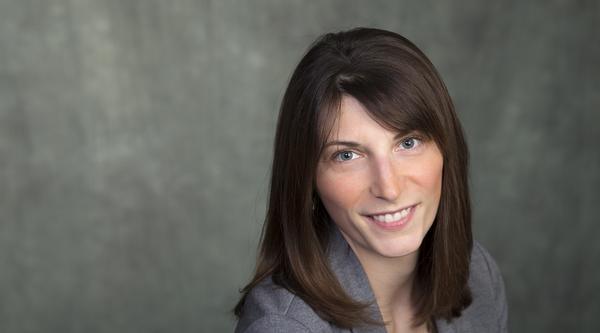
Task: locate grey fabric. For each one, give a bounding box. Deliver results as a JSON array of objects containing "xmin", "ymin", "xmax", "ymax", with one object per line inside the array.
[{"xmin": 235, "ymin": 227, "xmax": 508, "ymax": 333}]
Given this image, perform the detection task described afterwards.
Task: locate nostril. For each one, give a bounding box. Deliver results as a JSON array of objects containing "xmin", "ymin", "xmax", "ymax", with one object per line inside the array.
[
  {"xmin": 369, "ymin": 159, "xmax": 402, "ymax": 200},
  {"xmin": 370, "ymin": 181, "xmax": 400, "ymax": 200}
]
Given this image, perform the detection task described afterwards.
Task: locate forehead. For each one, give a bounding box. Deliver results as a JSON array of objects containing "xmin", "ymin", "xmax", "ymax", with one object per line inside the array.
[
  {"xmin": 338, "ymin": 96, "xmax": 371, "ymax": 123},
  {"xmin": 325, "ymin": 95, "xmax": 396, "ymax": 141}
]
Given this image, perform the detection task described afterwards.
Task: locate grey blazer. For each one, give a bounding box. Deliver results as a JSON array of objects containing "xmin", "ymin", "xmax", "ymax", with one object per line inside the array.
[{"xmin": 235, "ymin": 227, "xmax": 508, "ymax": 332}]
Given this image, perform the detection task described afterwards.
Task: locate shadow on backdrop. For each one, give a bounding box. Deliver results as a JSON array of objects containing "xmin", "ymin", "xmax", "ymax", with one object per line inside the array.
[{"xmin": 0, "ymin": 1, "xmax": 598, "ymax": 332}]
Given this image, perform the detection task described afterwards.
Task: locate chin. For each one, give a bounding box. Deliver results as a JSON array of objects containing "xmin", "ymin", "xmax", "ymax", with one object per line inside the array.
[{"xmin": 372, "ymin": 235, "xmax": 424, "ymax": 259}]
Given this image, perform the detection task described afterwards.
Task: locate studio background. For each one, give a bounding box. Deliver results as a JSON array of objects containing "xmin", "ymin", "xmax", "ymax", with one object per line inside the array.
[{"xmin": 1, "ymin": 1, "xmax": 598, "ymax": 332}]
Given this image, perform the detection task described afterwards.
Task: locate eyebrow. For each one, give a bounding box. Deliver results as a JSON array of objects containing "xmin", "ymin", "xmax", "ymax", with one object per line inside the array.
[
  {"xmin": 323, "ymin": 132, "xmax": 409, "ymax": 149},
  {"xmin": 323, "ymin": 140, "xmax": 361, "ymax": 149}
]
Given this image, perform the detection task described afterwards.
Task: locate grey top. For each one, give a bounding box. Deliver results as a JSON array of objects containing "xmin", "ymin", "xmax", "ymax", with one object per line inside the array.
[{"xmin": 235, "ymin": 227, "xmax": 508, "ymax": 332}]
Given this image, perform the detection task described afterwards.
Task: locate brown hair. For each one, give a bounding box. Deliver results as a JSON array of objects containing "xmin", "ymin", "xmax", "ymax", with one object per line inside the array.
[{"xmin": 234, "ymin": 27, "xmax": 472, "ymax": 329}]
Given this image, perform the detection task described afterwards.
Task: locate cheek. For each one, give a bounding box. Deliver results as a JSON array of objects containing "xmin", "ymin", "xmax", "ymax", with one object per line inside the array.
[
  {"xmin": 416, "ymin": 154, "xmax": 443, "ymax": 202},
  {"xmin": 316, "ymin": 170, "xmax": 365, "ymax": 215}
]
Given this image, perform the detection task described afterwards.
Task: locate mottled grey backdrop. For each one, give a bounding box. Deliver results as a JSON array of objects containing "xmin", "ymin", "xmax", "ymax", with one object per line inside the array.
[{"xmin": 0, "ymin": 0, "xmax": 598, "ymax": 332}]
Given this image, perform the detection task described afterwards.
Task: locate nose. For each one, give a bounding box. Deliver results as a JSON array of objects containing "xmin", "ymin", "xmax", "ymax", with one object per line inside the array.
[{"xmin": 369, "ymin": 156, "xmax": 403, "ymax": 201}]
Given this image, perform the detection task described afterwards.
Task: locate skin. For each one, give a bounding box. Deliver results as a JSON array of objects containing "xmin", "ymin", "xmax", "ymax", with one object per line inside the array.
[{"xmin": 315, "ymin": 95, "xmax": 444, "ymax": 333}]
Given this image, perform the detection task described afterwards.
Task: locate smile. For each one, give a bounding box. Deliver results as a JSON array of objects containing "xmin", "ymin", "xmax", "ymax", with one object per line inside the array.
[
  {"xmin": 364, "ymin": 204, "xmax": 418, "ymax": 230},
  {"xmin": 373, "ymin": 208, "xmax": 409, "ymax": 223},
  {"xmin": 369, "ymin": 205, "xmax": 417, "ymax": 223}
]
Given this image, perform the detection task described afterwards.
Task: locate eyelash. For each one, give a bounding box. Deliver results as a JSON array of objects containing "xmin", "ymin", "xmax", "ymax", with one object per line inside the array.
[
  {"xmin": 331, "ymin": 136, "xmax": 424, "ymax": 162},
  {"xmin": 396, "ymin": 136, "xmax": 423, "ymax": 151},
  {"xmin": 332, "ymin": 150, "xmax": 360, "ymax": 162}
]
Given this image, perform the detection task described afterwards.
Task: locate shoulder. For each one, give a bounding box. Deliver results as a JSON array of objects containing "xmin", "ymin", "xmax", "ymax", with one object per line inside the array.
[
  {"xmin": 437, "ymin": 241, "xmax": 508, "ymax": 332},
  {"xmin": 458, "ymin": 241, "xmax": 509, "ymax": 332},
  {"xmin": 469, "ymin": 241, "xmax": 505, "ymax": 299},
  {"xmin": 235, "ymin": 277, "xmax": 335, "ymax": 333}
]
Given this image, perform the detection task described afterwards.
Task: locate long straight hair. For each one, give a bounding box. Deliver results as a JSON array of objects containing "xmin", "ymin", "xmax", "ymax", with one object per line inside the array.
[{"xmin": 235, "ymin": 27, "xmax": 472, "ymax": 329}]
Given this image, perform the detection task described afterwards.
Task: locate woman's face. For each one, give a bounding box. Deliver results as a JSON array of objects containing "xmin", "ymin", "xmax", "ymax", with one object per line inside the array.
[{"xmin": 316, "ymin": 95, "xmax": 443, "ymax": 261}]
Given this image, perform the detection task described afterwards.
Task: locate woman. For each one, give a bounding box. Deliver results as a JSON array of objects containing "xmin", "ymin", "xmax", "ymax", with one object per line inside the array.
[{"xmin": 234, "ymin": 27, "xmax": 507, "ymax": 333}]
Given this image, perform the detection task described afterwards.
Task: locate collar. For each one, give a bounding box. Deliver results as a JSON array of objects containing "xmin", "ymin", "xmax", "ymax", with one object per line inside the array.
[
  {"xmin": 326, "ymin": 226, "xmax": 387, "ymax": 333},
  {"xmin": 325, "ymin": 226, "xmax": 460, "ymax": 333}
]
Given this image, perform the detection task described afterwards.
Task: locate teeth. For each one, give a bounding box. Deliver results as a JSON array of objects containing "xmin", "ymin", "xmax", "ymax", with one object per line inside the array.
[{"xmin": 372, "ymin": 207, "xmax": 411, "ymax": 223}]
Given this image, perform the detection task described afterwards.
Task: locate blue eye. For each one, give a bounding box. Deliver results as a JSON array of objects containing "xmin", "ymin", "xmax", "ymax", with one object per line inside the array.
[
  {"xmin": 335, "ymin": 151, "xmax": 358, "ymax": 161},
  {"xmin": 400, "ymin": 137, "xmax": 420, "ymax": 149}
]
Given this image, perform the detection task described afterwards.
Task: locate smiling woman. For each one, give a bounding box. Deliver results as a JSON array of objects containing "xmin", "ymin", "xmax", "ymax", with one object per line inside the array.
[
  {"xmin": 234, "ymin": 27, "xmax": 507, "ymax": 333},
  {"xmin": 316, "ymin": 95, "xmax": 444, "ymax": 261}
]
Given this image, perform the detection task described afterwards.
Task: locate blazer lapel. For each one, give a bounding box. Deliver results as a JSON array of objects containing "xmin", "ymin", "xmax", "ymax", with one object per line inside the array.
[{"xmin": 327, "ymin": 226, "xmax": 387, "ymax": 333}]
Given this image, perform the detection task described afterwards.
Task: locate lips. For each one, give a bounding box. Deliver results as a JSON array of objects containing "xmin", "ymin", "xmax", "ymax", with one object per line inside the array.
[
  {"xmin": 367, "ymin": 204, "xmax": 417, "ymax": 223},
  {"xmin": 365, "ymin": 204, "xmax": 417, "ymax": 230}
]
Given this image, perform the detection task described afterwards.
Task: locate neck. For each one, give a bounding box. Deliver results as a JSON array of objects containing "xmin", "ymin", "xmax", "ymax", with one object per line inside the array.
[
  {"xmin": 363, "ymin": 252, "xmax": 418, "ymax": 311},
  {"xmin": 349, "ymin": 244, "xmax": 421, "ymax": 331}
]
